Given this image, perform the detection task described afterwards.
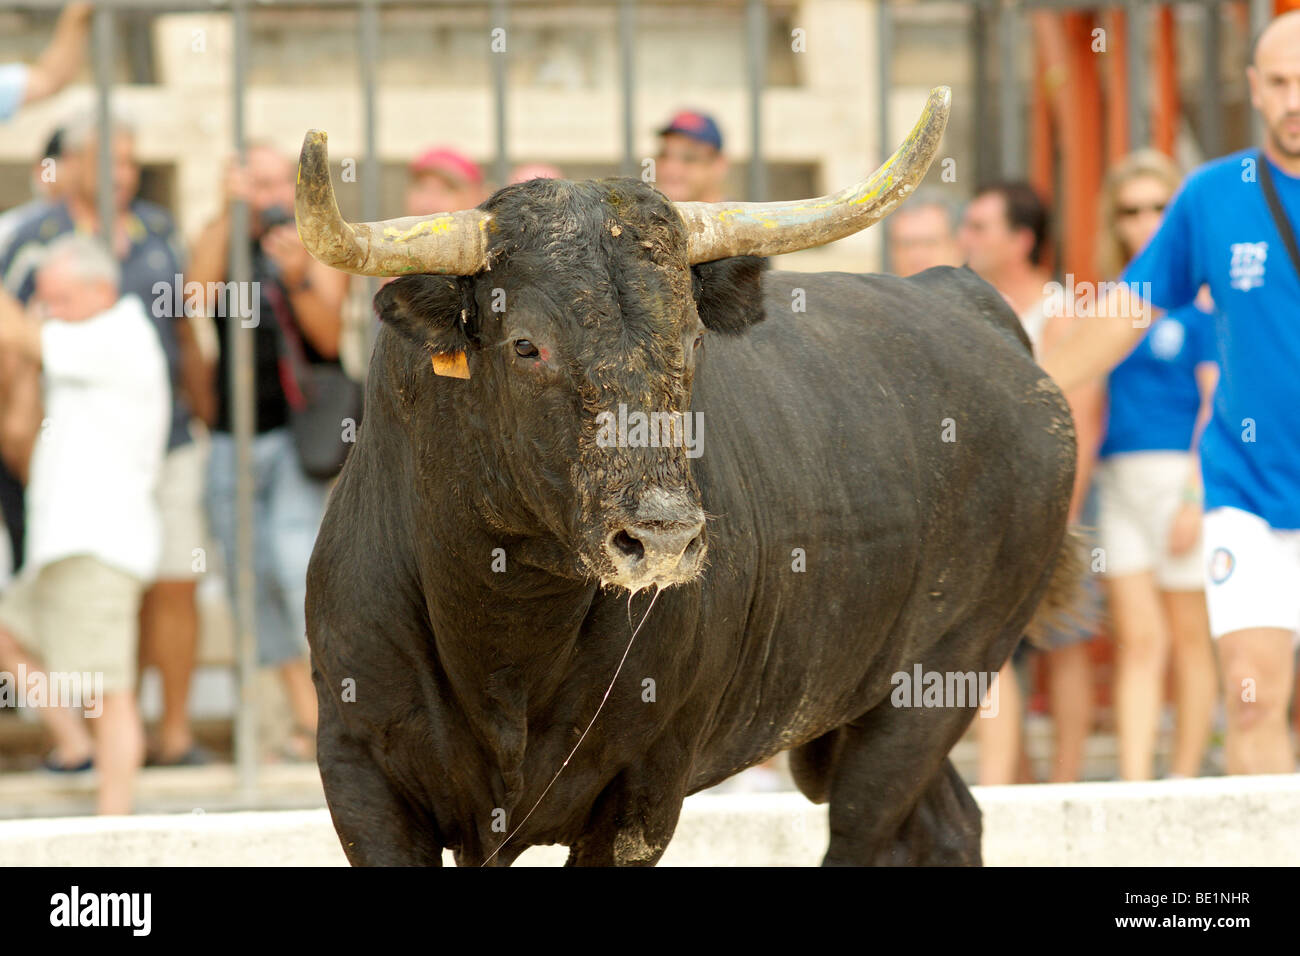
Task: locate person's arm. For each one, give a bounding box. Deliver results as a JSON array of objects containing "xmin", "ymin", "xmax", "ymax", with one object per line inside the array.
[
  {"xmin": 1041, "ymin": 310, "xmax": 1106, "ymax": 522},
  {"xmin": 188, "ymin": 156, "xmax": 259, "ymax": 305},
  {"xmin": 1039, "ymin": 283, "xmax": 1155, "ymax": 394},
  {"xmin": 1044, "ymin": 176, "xmax": 1208, "ymax": 393},
  {"xmin": 0, "ymin": 349, "xmax": 41, "ymax": 484},
  {"xmin": 261, "ymin": 224, "xmax": 345, "ymax": 359},
  {"xmin": 1188, "ymin": 361, "xmax": 1218, "ymax": 474},
  {"xmin": 1065, "ymin": 379, "xmax": 1105, "ymax": 522},
  {"xmin": 0, "ymin": 291, "xmax": 41, "ymax": 362},
  {"xmin": 187, "ymin": 211, "xmax": 232, "ymax": 308},
  {"xmin": 175, "ymin": 313, "xmax": 217, "ymax": 427},
  {"xmin": 1165, "ymin": 361, "xmax": 1218, "ymax": 558},
  {"xmin": 185, "ymin": 169, "xmax": 243, "ymax": 428},
  {"xmin": 1179, "ymin": 298, "xmax": 1219, "ymax": 500},
  {"xmin": 0, "ymin": 291, "xmax": 44, "ymax": 482},
  {"xmin": 20, "ymin": 4, "xmax": 92, "ymax": 106}
]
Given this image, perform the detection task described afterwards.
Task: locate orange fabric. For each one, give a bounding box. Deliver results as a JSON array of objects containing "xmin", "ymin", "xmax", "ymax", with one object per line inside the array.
[
  {"xmin": 1103, "ymin": 8, "xmax": 1131, "ymax": 165},
  {"xmin": 1152, "ymin": 5, "xmax": 1180, "ymax": 156}
]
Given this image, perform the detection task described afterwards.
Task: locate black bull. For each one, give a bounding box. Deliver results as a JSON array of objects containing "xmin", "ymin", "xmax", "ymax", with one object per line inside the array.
[{"xmin": 305, "ymin": 191, "xmax": 1081, "ymax": 867}]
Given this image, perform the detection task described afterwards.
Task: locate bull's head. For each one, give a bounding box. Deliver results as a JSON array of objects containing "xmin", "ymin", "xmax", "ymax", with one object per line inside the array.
[{"xmin": 295, "ymin": 88, "xmax": 949, "ymax": 593}]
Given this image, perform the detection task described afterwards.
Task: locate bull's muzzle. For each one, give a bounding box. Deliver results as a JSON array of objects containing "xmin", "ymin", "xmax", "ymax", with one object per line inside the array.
[{"xmin": 602, "ymin": 490, "xmax": 706, "ymax": 590}]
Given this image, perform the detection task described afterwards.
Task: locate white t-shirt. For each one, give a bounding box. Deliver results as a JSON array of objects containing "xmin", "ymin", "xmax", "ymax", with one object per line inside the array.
[
  {"xmin": 1018, "ymin": 298, "xmax": 1049, "ymax": 359},
  {"xmin": 23, "ymin": 294, "xmax": 170, "ymax": 582}
]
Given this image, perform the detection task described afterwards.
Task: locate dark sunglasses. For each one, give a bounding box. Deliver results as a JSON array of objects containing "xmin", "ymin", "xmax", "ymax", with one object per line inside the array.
[{"xmin": 1117, "ymin": 201, "xmax": 1166, "ymax": 218}]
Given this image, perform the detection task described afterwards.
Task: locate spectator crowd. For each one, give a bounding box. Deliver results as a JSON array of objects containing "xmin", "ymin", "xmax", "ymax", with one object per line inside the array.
[{"xmin": 0, "ymin": 3, "xmax": 1297, "ymax": 814}]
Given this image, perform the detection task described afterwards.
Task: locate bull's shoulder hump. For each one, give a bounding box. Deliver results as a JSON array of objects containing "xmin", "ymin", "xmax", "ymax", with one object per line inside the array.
[
  {"xmin": 759, "ymin": 266, "xmax": 1033, "ymax": 355},
  {"xmin": 903, "ymin": 265, "xmax": 1033, "ymax": 353}
]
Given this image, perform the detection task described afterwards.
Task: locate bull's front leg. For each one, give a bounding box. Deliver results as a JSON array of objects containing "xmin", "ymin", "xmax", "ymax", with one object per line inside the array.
[
  {"xmin": 316, "ymin": 716, "xmax": 445, "ymax": 866},
  {"xmin": 565, "ymin": 765, "xmax": 689, "ymax": 866}
]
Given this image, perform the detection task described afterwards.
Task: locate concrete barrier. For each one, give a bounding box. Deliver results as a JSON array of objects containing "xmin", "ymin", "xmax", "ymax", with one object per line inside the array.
[{"xmin": 1, "ymin": 775, "xmax": 1296, "ymax": 866}]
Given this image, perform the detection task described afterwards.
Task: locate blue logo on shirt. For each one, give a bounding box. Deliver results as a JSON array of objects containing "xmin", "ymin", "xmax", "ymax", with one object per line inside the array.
[{"xmin": 1208, "ymin": 547, "xmax": 1235, "ymax": 585}]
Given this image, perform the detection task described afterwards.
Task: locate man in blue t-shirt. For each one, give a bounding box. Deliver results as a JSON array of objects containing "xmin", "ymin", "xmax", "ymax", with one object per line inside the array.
[{"xmin": 1044, "ymin": 11, "xmax": 1300, "ymax": 775}]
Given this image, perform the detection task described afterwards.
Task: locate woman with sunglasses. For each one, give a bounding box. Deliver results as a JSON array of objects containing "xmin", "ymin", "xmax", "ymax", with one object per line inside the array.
[{"xmin": 1094, "ymin": 149, "xmax": 1219, "ymax": 780}]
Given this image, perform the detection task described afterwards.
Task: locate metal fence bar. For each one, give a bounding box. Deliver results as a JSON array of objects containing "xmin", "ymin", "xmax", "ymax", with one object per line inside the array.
[
  {"xmin": 228, "ymin": 0, "xmax": 259, "ymax": 799},
  {"xmin": 971, "ymin": 0, "xmax": 992, "ymax": 188},
  {"xmin": 491, "ymin": 0, "xmax": 509, "ymax": 188},
  {"xmin": 1126, "ymin": 0, "xmax": 1148, "ymax": 150},
  {"xmin": 360, "ymin": 2, "xmax": 380, "ymax": 224},
  {"xmin": 998, "ymin": 0, "xmax": 1022, "ymax": 178},
  {"xmin": 1248, "ymin": 0, "xmax": 1270, "ymax": 145},
  {"xmin": 359, "ymin": 0, "xmax": 380, "ymax": 356},
  {"xmin": 744, "ymin": 0, "xmax": 766, "ymax": 202},
  {"xmin": 92, "ymin": 6, "xmax": 116, "ymax": 242},
  {"xmin": 618, "ymin": 0, "xmax": 637, "ymax": 177},
  {"xmin": 1200, "ymin": 0, "xmax": 1221, "ymax": 159},
  {"xmin": 877, "ymin": 0, "xmax": 892, "ymax": 272}
]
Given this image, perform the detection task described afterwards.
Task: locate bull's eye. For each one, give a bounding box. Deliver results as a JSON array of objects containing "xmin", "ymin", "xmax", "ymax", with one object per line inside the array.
[
  {"xmin": 693, "ymin": 332, "xmax": 704, "ymax": 350},
  {"xmin": 514, "ymin": 339, "xmax": 540, "ymax": 359}
]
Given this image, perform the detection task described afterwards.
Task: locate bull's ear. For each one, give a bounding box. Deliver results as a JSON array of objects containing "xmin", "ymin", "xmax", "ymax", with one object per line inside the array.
[
  {"xmin": 374, "ymin": 274, "xmax": 479, "ymax": 356},
  {"xmin": 691, "ymin": 255, "xmax": 767, "ymax": 335}
]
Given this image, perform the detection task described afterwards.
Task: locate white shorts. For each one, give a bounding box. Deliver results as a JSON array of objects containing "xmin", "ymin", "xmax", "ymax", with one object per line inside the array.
[
  {"xmin": 1095, "ymin": 451, "xmax": 1204, "ymax": 590},
  {"xmin": 1201, "ymin": 506, "xmax": 1300, "ymax": 641},
  {"xmin": 154, "ymin": 431, "xmax": 209, "ymax": 581}
]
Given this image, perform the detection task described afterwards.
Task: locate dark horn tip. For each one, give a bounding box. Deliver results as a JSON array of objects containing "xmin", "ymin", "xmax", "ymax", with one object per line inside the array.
[{"xmin": 297, "ymin": 130, "xmax": 332, "ymax": 190}]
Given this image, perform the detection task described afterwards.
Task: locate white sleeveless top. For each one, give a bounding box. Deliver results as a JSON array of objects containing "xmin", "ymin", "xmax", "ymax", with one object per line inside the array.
[{"xmin": 1018, "ymin": 299, "xmax": 1049, "ymax": 359}]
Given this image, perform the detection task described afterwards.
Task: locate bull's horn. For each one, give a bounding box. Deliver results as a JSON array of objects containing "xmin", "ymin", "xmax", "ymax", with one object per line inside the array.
[
  {"xmin": 295, "ymin": 130, "xmax": 491, "ymax": 277},
  {"xmin": 675, "ymin": 85, "xmax": 951, "ymax": 264}
]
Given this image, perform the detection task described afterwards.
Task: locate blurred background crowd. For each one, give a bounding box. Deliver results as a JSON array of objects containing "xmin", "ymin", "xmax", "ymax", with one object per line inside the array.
[{"xmin": 0, "ymin": 0, "xmax": 1296, "ymax": 816}]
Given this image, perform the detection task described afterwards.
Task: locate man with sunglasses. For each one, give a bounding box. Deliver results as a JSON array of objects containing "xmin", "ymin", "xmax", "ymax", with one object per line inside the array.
[{"xmin": 1044, "ymin": 11, "xmax": 1300, "ymax": 774}]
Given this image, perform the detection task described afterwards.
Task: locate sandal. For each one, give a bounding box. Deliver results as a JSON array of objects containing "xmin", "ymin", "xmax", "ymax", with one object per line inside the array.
[
  {"xmin": 275, "ymin": 725, "xmax": 316, "ymax": 764},
  {"xmin": 146, "ymin": 744, "xmax": 215, "ymax": 768},
  {"xmin": 42, "ymin": 752, "xmax": 93, "ymax": 773}
]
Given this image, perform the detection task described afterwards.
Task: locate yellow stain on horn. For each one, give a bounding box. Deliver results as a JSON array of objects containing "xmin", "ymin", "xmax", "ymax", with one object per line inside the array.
[{"xmin": 383, "ymin": 217, "xmax": 457, "ymax": 243}]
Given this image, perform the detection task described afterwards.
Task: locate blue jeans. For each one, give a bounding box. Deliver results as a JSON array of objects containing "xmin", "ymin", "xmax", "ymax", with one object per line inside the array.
[{"xmin": 206, "ymin": 428, "xmax": 329, "ymax": 666}]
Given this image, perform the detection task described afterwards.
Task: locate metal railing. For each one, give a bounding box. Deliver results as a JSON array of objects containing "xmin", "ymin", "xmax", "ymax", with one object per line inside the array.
[
  {"xmin": 1, "ymin": 0, "xmax": 1271, "ymax": 799},
  {"xmin": 3, "ymin": 0, "xmax": 790, "ymax": 799}
]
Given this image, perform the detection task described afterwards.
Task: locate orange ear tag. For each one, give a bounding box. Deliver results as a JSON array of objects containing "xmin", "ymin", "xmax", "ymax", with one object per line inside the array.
[{"xmin": 432, "ymin": 350, "xmax": 470, "ymax": 379}]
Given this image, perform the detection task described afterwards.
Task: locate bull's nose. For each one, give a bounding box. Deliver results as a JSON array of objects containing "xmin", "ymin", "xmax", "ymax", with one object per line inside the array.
[
  {"xmin": 609, "ymin": 520, "xmax": 705, "ymax": 565},
  {"xmin": 604, "ymin": 515, "xmax": 706, "ymax": 586}
]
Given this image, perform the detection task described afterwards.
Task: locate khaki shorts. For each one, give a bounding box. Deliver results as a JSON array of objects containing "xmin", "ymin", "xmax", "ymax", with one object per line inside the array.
[
  {"xmin": 0, "ymin": 555, "xmax": 144, "ymax": 693},
  {"xmin": 1095, "ymin": 451, "xmax": 1205, "ymax": 591},
  {"xmin": 155, "ymin": 432, "xmax": 209, "ymax": 581}
]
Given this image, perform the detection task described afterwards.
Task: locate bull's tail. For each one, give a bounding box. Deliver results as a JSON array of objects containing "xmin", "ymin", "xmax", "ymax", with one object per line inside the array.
[{"xmin": 1023, "ymin": 526, "xmax": 1094, "ymax": 648}]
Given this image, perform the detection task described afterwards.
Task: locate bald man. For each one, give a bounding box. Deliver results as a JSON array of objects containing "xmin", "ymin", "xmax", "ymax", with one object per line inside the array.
[
  {"xmin": 1043, "ymin": 12, "xmax": 1300, "ymax": 774},
  {"xmin": 887, "ymin": 192, "xmax": 963, "ymax": 276}
]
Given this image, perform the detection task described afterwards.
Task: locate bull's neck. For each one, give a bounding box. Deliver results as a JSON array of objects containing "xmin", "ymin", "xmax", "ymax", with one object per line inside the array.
[
  {"xmin": 408, "ymin": 479, "xmax": 603, "ymax": 837},
  {"xmin": 407, "ymin": 460, "xmax": 598, "ymax": 679}
]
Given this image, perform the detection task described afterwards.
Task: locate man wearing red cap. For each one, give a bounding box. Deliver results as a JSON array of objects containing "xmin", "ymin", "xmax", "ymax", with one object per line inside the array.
[
  {"xmin": 654, "ymin": 109, "xmax": 729, "ymax": 204},
  {"xmin": 405, "ymin": 147, "xmax": 487, "ymax": 217}
]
